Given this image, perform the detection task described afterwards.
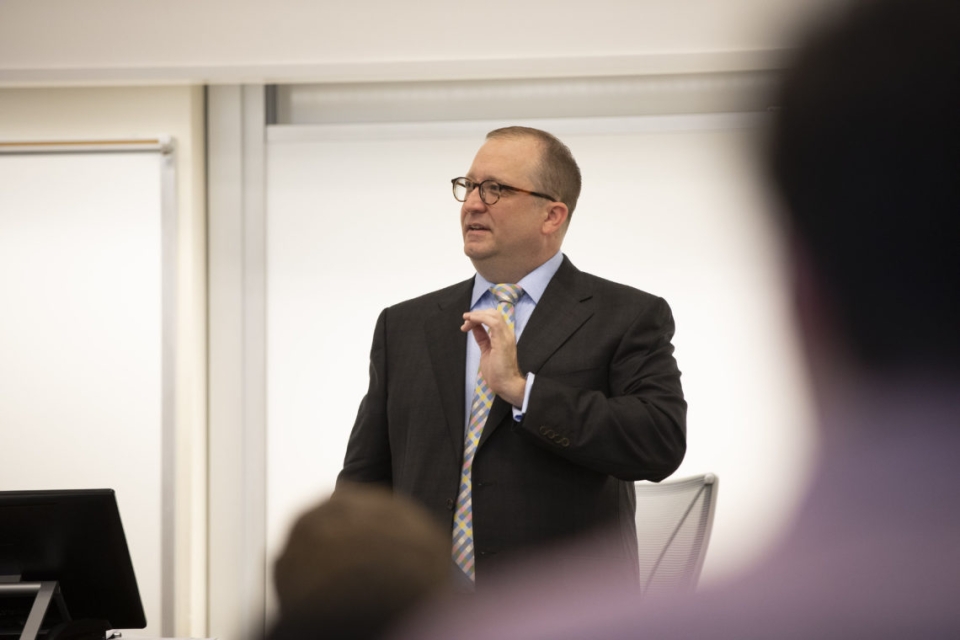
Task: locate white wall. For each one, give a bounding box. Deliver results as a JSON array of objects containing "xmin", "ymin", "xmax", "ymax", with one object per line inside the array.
[
  {"xmin": 0, "ymin": 148, "xmax": 166, "ymax": 635},
  {"xmin": 0, "ymin": 0, "xmax": 837, "ymax": 85},
  {"xmin": 0, "ymin": 86, "xmax": 207, "ymax": 638}
]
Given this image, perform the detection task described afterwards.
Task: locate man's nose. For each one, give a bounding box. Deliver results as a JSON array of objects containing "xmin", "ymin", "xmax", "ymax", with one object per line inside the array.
[{"xmin": 463, "ymin": 184, "xmax": 486, "ymax": 209}]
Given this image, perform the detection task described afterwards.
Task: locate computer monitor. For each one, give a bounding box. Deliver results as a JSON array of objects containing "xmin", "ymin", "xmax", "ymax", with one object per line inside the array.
[{"xmin": 0, "ymin": 489, "xmax": 146, "ymax": 639}]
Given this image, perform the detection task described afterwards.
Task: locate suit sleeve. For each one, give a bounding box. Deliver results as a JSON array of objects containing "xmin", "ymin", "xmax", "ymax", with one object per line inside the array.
[
  {"xmin": 338, "ymin": 308, "xmax": 393, "ymax": 487},
  {"xmin": 519, "ymin": 296, "xmax": 686, "ymax": 482}
]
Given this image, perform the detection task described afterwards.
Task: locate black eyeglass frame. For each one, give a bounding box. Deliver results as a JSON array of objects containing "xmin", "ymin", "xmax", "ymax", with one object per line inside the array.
[{"xmin": 451, "ymin": 177, "xmax": 557, "ymax": 205}]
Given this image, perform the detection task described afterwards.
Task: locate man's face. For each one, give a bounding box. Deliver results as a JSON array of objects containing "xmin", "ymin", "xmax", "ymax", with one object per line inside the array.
[{"xmin": 460, "ymin": 136, "xmax": 552, "ymax": 281}]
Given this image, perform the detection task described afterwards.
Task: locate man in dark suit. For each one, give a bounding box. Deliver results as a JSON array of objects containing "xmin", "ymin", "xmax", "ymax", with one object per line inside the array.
[
  {"xmin": 338, "ymin": 126, "xmax": 686, "ymax": 587},
  {"xmin": 389, "ymin": 0, "xmax": 960, "ymax": 636}
]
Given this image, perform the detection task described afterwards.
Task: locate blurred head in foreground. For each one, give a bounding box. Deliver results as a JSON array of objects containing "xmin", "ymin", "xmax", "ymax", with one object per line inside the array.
[
  {"xmin": 270, "ymin": 483, "xmax": 450, "ymax": 640},
  {"xmin": 770, "ymin": 0, "xmax": 960, "ymax": 390}
]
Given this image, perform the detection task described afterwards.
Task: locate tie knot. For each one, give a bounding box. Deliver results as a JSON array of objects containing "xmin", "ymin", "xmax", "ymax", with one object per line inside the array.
[{"xmin": 490, "ymin": 283, "xmax": 523, "ymax": 306}]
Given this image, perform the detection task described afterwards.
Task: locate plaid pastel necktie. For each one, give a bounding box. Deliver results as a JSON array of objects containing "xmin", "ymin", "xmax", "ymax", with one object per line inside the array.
[{"xmin": 452, "ymin": 283, "xmax": 524, "ymax": 583}]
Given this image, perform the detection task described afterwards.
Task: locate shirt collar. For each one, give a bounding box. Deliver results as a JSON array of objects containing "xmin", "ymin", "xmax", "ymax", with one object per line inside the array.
[{"xmin": 471, "ymin": 251, "xmax": 564, "ymax": 307}]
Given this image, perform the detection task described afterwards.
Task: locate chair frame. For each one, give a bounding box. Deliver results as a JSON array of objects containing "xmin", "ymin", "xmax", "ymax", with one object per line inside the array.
[{"xmin": 636, "ymin": 472, "xmax": 718, "ymax": 594}]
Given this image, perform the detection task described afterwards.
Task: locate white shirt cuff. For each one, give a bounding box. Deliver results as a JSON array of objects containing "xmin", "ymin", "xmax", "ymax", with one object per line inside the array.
[{"xmin": 512, "ymin": 372, "xmax": 536, "ymax": 422}]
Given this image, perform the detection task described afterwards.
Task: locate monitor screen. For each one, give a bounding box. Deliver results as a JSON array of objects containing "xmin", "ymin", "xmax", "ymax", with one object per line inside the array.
[{"xmin": 0, "ymin": 489, "xmax": 146, "ymax": 635}]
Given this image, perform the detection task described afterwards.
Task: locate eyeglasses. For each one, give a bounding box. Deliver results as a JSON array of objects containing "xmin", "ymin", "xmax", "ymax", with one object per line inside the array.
[{"xmin": 451, "ymin": 177, "xmax": 557, "ymax": 206}]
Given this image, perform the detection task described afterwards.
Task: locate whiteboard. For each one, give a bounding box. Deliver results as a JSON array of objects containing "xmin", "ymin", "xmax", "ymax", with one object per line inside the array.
[
  {"xmin": 264, "ymin": 116, "xmax": 818, "ymax": 591},
  {"xmin": 0, "ymin": 146, "xmax": 174, "ymax": 636}
]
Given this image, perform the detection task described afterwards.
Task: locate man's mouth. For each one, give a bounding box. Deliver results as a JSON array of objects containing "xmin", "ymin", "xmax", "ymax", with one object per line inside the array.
[{"xmin": 466, "ymin": 224, "xmax": 489, "ymax": 232}]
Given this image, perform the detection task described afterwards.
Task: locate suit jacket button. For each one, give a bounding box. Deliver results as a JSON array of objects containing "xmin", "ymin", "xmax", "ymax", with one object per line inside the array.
[
  {"xmin": 560, "ymin": 438, "xmax": 570, "ymax": 447},
  {"xmin": 539, "ymin": 426, "xmax": 548, "ymax": 435},
  {"xmin": 446, "ymin": 499, "xmax": 454, "ymax": 510}
]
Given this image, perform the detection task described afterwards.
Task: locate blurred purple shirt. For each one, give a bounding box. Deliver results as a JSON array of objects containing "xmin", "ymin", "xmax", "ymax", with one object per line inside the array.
[{"xmin": 392, "ymin": 378, "xmax": 960, "ymax": 639}]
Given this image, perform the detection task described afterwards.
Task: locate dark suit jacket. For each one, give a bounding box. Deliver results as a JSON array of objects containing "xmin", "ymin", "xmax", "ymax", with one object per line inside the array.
[{"xmin": 339, "ymin": 256, "xmax": 686, "ymax": 583}]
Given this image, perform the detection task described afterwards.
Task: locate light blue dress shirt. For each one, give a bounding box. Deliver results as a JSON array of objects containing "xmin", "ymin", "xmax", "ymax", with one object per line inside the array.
[{"xmin": 464, "ymin": 251, "xmax": 565, "ymax": 431}]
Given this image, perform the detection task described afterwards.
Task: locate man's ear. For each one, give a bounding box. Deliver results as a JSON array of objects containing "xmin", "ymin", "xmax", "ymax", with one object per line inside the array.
[{"xmin": 542, "ymin": 201, "xmax": 569, "ymax": 235}]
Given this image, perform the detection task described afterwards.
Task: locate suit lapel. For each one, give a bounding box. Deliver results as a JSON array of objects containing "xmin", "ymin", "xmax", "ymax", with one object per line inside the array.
[
  {"xmin": 424, "ymin": 279, "xmax": 474, "ymax": 462},
  {"xmin": 478, "ymin": 257, "xmax": 594, "ymax": 447}
]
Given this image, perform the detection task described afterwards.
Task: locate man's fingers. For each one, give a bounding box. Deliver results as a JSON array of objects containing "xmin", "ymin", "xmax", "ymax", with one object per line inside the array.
[
  {"xmin": 470, "ymin": 324, "xmax": 491, "ymax": 350},
  {"xmin": 461, "ymin": 308, "xmax": 502, "ymax": 331},
  {"xmin": 461, "ymin": 309, "xmax": 524, "ymax": 405}
]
